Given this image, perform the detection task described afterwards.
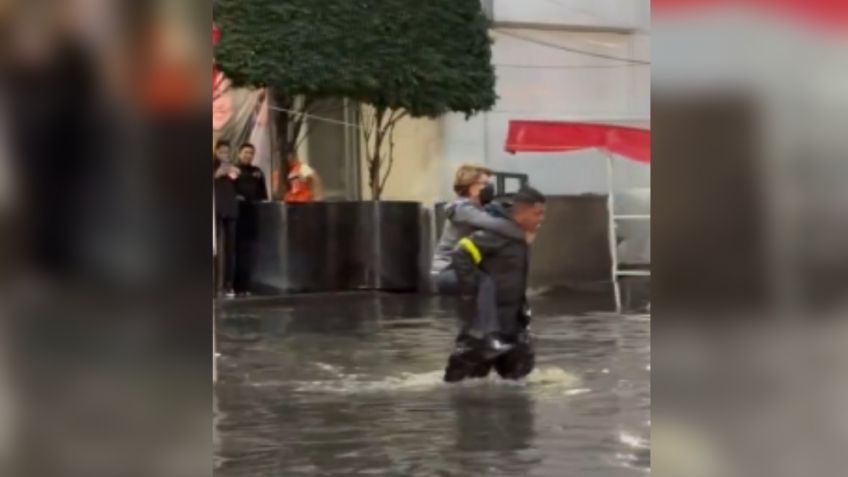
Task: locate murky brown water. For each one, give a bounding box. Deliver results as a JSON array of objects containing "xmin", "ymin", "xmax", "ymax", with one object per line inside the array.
[{"xmin": 214, "ymin": 293, "xmax": 650, "ymax": 476}]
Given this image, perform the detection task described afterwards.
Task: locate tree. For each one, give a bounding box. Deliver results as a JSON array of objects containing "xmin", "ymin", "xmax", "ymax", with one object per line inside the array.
[
  {"xmin": 353, "ymin": 0, "xmax": 497, "ymax": 199},
  {"xmin": 215, "ymin": 0, "xmax": 497, "ymax": 200}
]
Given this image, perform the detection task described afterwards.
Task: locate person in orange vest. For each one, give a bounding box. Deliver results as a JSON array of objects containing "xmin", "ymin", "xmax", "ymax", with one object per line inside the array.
[{"xmin": 284, "ymin": 155, "xmax": 322, "ymax": 203}]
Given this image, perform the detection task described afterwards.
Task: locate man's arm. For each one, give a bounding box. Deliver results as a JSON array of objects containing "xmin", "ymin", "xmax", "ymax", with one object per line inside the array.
[{"xmin": 451, "ymin": 202, "xmax": 524, "ymax": 241}]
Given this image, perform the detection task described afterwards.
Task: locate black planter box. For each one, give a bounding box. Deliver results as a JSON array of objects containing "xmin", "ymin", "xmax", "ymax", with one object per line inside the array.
[{"xmin": 241, "ymin": 201, "xmax": 422, "ymax": 294}]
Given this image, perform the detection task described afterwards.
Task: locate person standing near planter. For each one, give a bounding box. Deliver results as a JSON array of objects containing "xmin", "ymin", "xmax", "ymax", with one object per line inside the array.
[
  {"xmin": 284, "ymin": 154, "xmax": 322, "ymax": 203},
  {"xmin": 214, "ymin": 140, "xmax": 240, "ymax": 298},
  {"xmin": 234, "ymin": 143, "xmax": 268, "ymax": 203},
  {"xmin": 431, "ymin": 164, "xmax": 526, "ymax": 354},
  {"xmin": 233, "ymin": 143, "xmax": 268, "ymax": 296}
]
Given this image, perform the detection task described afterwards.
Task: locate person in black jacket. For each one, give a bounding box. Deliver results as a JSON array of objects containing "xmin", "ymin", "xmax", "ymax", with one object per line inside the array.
[
  {"xmin": 233, "ymin": 143, "xmax": 268, "ymax": 202},
  {"xmin": 232, "ymin": 143, "xmax": 267, "ymax": 295},
  {"xmin": 213, "ymin": 140, "xmax": 240, "ymax": 297},
  {"xmin": 444, "ymin": 187, "xmax": 546, "ymax": 383}
]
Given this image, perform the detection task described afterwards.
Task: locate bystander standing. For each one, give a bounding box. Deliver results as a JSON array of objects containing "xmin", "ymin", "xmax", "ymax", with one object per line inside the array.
[
  {"xmin": 213, "ymin": 140, "xmax": 239, "ymax": 298},
  {"xmin": 232, "ymin": 143, "xmax": 266, "ymax": 295}
]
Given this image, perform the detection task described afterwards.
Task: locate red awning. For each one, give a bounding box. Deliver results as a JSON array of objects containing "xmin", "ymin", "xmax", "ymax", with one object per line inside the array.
[
  {"xmin": 653, "ymin": 0, "xmax": 848, "ymax": 31},
  {"xmin": 505, "ymin": 120, "xmax": 651, "ymax": 164}
]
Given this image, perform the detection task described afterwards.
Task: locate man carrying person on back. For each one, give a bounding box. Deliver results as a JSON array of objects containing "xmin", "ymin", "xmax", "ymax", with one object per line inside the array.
[
  {"xmin": 444, "ymin": 186, "xmax": 546, "ymax": 383},
  {"xmin": 431, "ymin": 164, "xmax": 527, "ymax": 356}
]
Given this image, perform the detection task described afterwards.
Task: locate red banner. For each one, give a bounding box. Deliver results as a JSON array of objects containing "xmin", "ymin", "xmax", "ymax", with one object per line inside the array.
[
  {"xmin": 653, "ymin": 0, "xmax": 848, "ymax": 31},
  {"xmin": 505, "ymin": 121, "xmax": 651, "ymax": 164}
]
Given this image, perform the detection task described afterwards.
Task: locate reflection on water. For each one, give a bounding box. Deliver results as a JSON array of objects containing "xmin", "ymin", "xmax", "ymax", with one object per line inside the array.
[{"xmin": 214, "ymin": 294, "xmax": 650, "ymax": 477}]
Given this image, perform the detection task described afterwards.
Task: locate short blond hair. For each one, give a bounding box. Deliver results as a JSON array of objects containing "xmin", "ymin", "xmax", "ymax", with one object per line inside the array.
[{"xmin": 453, "ymin": 164, "xmax": 492, "ymax": 197}]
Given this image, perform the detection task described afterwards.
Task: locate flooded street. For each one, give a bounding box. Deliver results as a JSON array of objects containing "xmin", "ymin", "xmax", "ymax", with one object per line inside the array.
[{"xmin": 214, "ymin": 293, "xmax": 650, "ymax": 476}]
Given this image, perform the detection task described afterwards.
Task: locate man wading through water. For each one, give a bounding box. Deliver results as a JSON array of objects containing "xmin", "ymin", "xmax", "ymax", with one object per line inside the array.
[
  {"xmin": 431, "ymin": 165, "xmax": 530, "ymax": 355},
  {"xmin": 444, "ymin": 187, "xmax": 546, "ymax": 383}
]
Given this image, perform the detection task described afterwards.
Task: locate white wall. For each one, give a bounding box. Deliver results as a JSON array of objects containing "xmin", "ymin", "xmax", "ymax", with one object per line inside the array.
[
  {"xmin": 491, "ymin": 0, "xmax": 649, "ymax": 32},
  {"xmin": 440, "ymin": 28, "xmax": 650, "ymax": 199},
  {"xmin": 653, "ymin": 12, "xmax": 848, "ymax": 297},
  {"xmin": 363, "ymin": 117, "xmax": 444, "ymax": 203}
]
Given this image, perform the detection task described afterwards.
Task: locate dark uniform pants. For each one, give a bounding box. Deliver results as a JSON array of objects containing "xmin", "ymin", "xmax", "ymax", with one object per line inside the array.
[
  {"xmin": 432, "ymin": 269, "xmax": 501, "ymax": 338},
  {"xmin": 443, "ymin": 331, "xmax": 535, "ymax": 383},
  {"xmin": 216, "ymin": 217, "xmax": 238, "ymax": 291}
]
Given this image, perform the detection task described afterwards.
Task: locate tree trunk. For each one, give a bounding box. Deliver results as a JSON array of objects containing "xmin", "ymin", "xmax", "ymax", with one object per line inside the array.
[{"xmin": 369, "ymin": 107, "xmax": 387, "ymax": 201}]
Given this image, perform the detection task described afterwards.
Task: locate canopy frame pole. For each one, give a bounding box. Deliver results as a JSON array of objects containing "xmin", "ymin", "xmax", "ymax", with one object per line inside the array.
[{"xmin": 605, "ymin": 152, "xmax": 622, "ymax": 313}]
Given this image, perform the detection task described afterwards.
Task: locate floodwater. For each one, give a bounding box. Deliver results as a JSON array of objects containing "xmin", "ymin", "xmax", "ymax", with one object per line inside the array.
[{"xmin": 214, "ymin": 293, "xmax": 650, "ymax": 476}]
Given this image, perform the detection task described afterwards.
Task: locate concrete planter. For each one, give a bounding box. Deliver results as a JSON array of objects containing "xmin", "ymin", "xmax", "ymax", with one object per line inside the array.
[{"xmin": 244, "ymin": 201, "xmax": 422, "ymax": 294}]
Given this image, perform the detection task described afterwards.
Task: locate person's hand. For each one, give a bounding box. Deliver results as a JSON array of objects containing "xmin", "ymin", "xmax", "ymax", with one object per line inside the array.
[
  {"xmin": 227, "ymin": 166, "xmax": 241, "ymax": 180},
  {"xmin": 525, "ymin": 231, "xmax": 537, "ymax": 244}
]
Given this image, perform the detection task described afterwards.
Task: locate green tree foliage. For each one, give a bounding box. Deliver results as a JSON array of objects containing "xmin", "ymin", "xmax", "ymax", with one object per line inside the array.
[
  {"xmin": 215, "ymin": 0, "xmax": 496, "ymax": 199},
  {"xmin": 354, "ymin": 0, "xmax": 497, "ymax": 199}
]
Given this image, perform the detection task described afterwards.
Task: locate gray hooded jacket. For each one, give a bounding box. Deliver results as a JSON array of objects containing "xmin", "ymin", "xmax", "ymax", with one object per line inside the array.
[{"xmin": 430, "ymin": 198, "xmax": 524, "ymax": 274}]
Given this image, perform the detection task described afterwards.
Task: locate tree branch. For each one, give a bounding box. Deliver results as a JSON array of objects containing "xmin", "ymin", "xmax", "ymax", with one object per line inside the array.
[
  {"xmin": 370, "ymin": 107, "xmax": 387, "ymax": 198},
  {"xmin": 379, "ymin": 119, "xmax": 398, "ymax": 193},
  {"xmin": 374, "ymin": 108, "xmax": 407, "ymax": 196},
  {"xmin": 360, "ymin": 105, "xmax": 373, "ymax": 168},
  {"xmin": 387, "ymin": 109, "xmax": 408, "ymax": 128}
]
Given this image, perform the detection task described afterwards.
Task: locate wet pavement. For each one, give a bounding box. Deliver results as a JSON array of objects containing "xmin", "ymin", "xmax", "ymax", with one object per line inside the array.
[{"xmin": 214, "ymin": 292, "xmax": 650, "ymax": 476}]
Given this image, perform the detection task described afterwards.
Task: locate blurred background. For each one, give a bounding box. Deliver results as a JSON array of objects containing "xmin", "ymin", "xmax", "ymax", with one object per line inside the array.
[
  {"xmin": 652, "ymin": 1, "xmax": 848, "ymax": 476},
  {"xmin": 0, "ymin": 0, "xmax": 211, "ymax": 476}
]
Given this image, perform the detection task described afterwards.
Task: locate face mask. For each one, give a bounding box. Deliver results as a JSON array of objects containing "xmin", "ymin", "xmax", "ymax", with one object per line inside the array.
[{"xmin": 478, "ymin": 184, "xmax": 495, "ymax": 205}]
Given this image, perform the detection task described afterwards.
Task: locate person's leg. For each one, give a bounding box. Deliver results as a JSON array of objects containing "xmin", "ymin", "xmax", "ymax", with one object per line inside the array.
[
  {"xmin": 435, "ymin": 269, "xmax": 495, "ymax": 336},
  {"xmin": 235, "ymin": 202, "xmax": 261, "ymax": 295},
  {"xmin": 222, "ymin": 218, "xmax": 237, "ymax": 294},
  {"xmin": 233, "ymin": 211, "xmax": 250, "ymax": 295},
  {"xmin": 493, "ymin": 333, "xmax": 535, "ymax": 381},
  {"xmin": 443, "ymin": 334, "xmax": 494, "ymax": 383},
  {"xmin": 438, "ymin": 270, "xmax": 487, "ymax": 382},
  {"xmin": 467, "ymin": 273, "xmax": 513, "ymax": 358},
  {"xmin": 472, "ymin": 273, "xmax": 500, "ymax": 338},
  {"xmin": 437, "ymin": 268, "xmax": 511, "ymax": 356},
  {"xmin": 238, "ymin": 242, "xmax": 256, "ymax": 295}
]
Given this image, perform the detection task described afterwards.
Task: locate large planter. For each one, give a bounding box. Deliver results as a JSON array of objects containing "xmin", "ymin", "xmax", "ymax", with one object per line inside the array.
[{"xmin": 243, "ymin": 201, "xmax": 422, "ymax": 294}]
